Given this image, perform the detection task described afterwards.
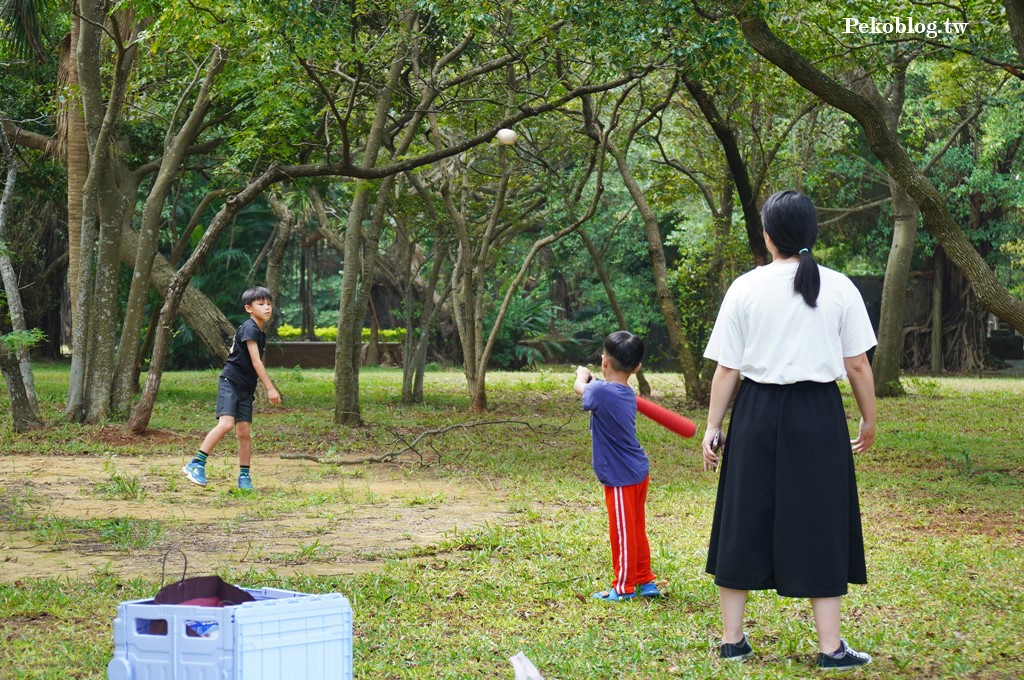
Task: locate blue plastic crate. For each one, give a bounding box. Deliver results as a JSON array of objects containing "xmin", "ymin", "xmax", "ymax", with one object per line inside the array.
[{"xmin": 107, "ymin": 587, "xmax": 352, "ymax": 680}]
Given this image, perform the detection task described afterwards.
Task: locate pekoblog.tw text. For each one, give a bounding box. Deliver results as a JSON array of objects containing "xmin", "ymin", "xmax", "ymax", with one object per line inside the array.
[{"xmin": 844, "ymin": 16, "xmax": 968, "ymax": 39}]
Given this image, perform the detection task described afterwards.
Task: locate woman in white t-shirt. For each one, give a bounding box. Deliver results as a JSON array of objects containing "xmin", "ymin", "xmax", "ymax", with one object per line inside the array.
[{"xmin": 701, "ymin": 190, "xmax": 877, "ymax": 671}]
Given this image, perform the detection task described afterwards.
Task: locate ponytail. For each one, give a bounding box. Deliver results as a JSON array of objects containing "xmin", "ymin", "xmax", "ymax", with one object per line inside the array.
[
  {"xmin": 761, "ymin": 191, "xmax": 821, "ymax": 308},
  {"xmin": 794, "ymin": 248, "xmax": 820, "ymax": 308}
]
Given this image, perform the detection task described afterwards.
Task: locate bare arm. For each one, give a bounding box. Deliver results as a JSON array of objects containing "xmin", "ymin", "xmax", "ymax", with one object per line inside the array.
[
  {"xmin": 843, "ymin": 352, "xmax": 876, "ymax": 453},
  {"xmin": 702, "ymin": 364, "xmax": 741, "ymax": 471},
  {"xmin": 573, "ymin": 366, "xmax": 593, "ymax": 396},
  {"xmin": 247, "ymin": 340, "xmax": 281, "ymax": 404}
]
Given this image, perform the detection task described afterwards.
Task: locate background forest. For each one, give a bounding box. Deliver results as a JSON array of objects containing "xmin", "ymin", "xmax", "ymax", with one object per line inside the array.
[
  {"xmin": 2, "ymin": 2, "xmax": 1024, "ymax": 678},
  {"xmin": 2, "ymin": 0, "xmax": 1023, "ymax": 428}
]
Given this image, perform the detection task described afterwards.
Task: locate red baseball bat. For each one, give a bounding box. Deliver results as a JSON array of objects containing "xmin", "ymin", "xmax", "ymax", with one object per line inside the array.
[{"xmin": 636, "ymin": 396, "xmax": 696, "ymax": 438}]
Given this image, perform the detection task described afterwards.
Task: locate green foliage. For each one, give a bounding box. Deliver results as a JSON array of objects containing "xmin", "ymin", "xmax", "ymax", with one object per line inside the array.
[
  {"xmin": 486, "ymin": 286, "xmax": 578, "ymax": 370},
  {"xmin": 549, "ymin": 185, "xmax": 665, "ymax": 360},
  {"xmin": 0, "ymin": 0, "xmax": 57, "ymax": 63},
  {"xmin": 667, "ymin": 209, "xmax": 749, "ymax": 366},
  {"xmin": 3, "ymin": 0, "xmax": 1022, "ymax": 407},
  {"xmin": 96, "ymin": 518, "xmax": 164, "ymax": 551},
  {"xmin": 1001, "ymin": 240, "xmax": 1024, "ymax": 300},
  {"xmin": 19, "ymin": 515, "xmax": 163, "ymax": 551},
  {"xmin": 0, "ymin": 327, "xmax": 44, "ymax": 354},
  {"xmin": 94, "ymin": 458, "xmax": 146, "ymax": 501}
]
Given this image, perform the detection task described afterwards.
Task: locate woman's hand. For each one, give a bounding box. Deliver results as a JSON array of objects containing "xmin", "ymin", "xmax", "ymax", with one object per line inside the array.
[
  {"xmin": 701, "ymin": 427, "xmax": 722, "ymax": 472},
  {"xmin": 851, "ymin": 417, "xmax": 875, "ymax": 453}
]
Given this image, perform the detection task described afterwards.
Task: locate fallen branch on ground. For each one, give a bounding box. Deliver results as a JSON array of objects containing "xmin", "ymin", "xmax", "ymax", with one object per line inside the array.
[{"xmin": 281, "ymin": 416, "xmax": 569, "ymax": 465}]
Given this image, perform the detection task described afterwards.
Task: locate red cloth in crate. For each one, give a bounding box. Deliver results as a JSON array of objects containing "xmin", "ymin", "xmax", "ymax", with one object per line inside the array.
[{"xmin": 154, "ymin": 576, "xmax": 255, "ymax": 607}]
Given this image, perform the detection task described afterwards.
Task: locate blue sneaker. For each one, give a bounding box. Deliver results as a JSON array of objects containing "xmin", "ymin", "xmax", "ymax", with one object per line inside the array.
[
  {"xmin": 591, "ymin": 589, "xmax": 636, "ymax": 602},
  {"xmin": 638, "ymin": 580, "xmax": 665, "ymax": 598},
  {"xmin": 182, "ymin": 461, "xmax": 206, "ymax": 486},
  {"xmin": 237, "ymin": 472, "xmax": 254, "ymax": 491}
]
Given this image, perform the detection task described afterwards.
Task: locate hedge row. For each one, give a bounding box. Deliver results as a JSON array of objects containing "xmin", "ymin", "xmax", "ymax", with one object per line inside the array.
[{"xmin": 275, "ymin": 324, "xmax": 407, "ymax": 342}]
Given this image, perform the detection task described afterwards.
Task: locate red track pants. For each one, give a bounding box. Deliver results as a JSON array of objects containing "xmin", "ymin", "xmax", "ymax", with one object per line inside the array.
[{"xmin": 604, "ymin": 476, "xmax": 655, "ymax": 595}]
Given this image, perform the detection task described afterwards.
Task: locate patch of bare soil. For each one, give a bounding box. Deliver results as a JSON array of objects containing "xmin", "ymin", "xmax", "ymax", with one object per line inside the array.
[
  {"xmin": 865, "ymin": 491, "xmax": 1024, "ymax": 545},
  {"xmin": 0, "ymin": 453, "xmax": 509, "ymax": 582},
  {"xmin": 95, "ymin": 427, "xmax": 189, "ymax": 447}
]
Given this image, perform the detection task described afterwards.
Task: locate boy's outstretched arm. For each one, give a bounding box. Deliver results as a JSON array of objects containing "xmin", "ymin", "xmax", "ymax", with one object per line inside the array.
[
  {"xmin": 247, "ymin": 340, "xmax": 282, "ymax": 404},
  {"xmin": 574, "ymin": 366, "xmax": 592, "ymax": 396}
]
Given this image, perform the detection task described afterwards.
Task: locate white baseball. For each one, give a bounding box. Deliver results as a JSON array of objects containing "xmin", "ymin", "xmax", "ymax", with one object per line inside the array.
[{"xmin": 496, "ymin": 128, "xmax": 518, "ymax": 145}]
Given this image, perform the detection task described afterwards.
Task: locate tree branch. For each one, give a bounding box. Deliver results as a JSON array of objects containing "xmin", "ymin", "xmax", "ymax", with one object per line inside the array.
[{"xmin": 281, "ymin": 417, "xmax": 567, "ymax": 465}]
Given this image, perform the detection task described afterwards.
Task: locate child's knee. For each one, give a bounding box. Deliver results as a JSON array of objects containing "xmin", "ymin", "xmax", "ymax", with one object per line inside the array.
[{"xmin": 235, "ymin": 422, "xmax": 252, "ymax": 440}]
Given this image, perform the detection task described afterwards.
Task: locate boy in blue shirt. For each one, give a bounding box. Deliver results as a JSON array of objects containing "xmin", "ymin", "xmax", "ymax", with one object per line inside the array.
[
  {"xmin": 574, "ymin": 331, "xmax": 663, "ymax": 601},
  {"xmin": 183, "ymin": 286, "xmax": 281, "ymax": 491}
]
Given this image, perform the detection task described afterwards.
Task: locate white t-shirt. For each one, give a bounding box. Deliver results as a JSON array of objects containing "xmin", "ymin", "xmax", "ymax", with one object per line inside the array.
[{"xmin": 704, "ymin": 262, "xmax": 877, "ymax": 384}]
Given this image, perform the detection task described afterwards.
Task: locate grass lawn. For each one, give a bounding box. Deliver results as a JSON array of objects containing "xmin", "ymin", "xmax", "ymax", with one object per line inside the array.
[{"xmin": 1, "ymin": 365, "xmax": 1022, "ymax": 678}]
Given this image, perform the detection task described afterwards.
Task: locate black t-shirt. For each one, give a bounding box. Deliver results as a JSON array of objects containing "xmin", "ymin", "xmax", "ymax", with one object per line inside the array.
[{"xmin": 220, "ymin": 318, "xmax": 265, "ymax": 393}]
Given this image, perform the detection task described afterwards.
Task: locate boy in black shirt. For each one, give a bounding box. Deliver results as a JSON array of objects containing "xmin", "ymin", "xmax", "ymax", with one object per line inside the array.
[{"xmin": 183, "ymin": 286, "xmax": 281, "ymax": 490}]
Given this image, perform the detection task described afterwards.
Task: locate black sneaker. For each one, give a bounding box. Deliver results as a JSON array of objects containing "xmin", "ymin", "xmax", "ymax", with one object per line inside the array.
[
  {"xmin": 816, "ymin": 639, "xmax": 872, "ymax": 671},
  {"xmin": 720, "ymin": 634, "xmax": 754, "ymax": 661}
]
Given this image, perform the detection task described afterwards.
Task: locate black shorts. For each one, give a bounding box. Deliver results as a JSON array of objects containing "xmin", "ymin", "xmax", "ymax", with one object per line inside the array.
[{"xmin": 215, "ymin": 376, "xmax": 254, "ymax": 423}]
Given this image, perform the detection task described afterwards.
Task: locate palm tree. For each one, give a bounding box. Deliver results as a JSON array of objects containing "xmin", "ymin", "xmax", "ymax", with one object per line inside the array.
[
  {"xmin": 0, "ymin": 0, "xmax": 54, "ymax": 63},
  {"xmin": 2, "ymin": 1, "xmax": 84, "ymax": 335}
]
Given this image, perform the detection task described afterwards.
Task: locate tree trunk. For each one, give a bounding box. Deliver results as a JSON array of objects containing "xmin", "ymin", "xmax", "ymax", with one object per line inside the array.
[
  {"xmin": 1005, "ymin": 0, "xmax": 1024, "ymax": 64},
  {"xmin": 443, "ymin": 152, "xmax": 512, "ymax": 415},
  {"xmin": 608, "ymin": 144, "xmax": 705, "ymax": 402},
  {"xmin": 931, "ymin": 249, "xmax": 944, "ymax": 372},
  {"xmin": 117, "ymin": 225, "xmax": 235, "ymax": 361},
  {"xmin": 65, "ymin": 201, "xmax": 97, "ymax": 421},
  {"xmin": 65, "ymin": 16, "xmax": 100, "ymax": 419},
  {"xmin": 402, "ymin": 177, "xmax": 450, "ymax": 405},
  {"xmin": 401, "ymin": 246, "xmax": 448, "ymax": 405},
  {"xmin": 874, "ymin": 182, "xmax": 918, "ymax": 396},
  {"xmin": 334, "ymin": 183, "xmax": 373, "ymax": 426},
  {"xmin": 67, "ymin": 0, "xmax": 139, "ymax": 422},
  {"xmin": 845, "ymin": 65, "xmax": 916, "ymax": 397},
  {"xmin": 400, "ymin": 232, "xmax": 418, "ymax": 403},
  {"xmin": 128, "ymin": 165, "xmax": 283, "ymax": 433},
  {"xmin": 0, "ymin": 342, "xmax": 43, "ymax": 432},
  {"xmin": 65, "ymin": 10, "xmax": 87, "ymax": 334},
  {"xmin": 736, "ymin": 8, "xmax": 1024, "ymax": 335},
  {"xmin": 300, "ymin": 243, "xmax": 315, "ymax": 339},
  {"xmin": 112, "ymin": 47, "xmax": 225, "ymax": 414},
  {"xmin": 334, "ymin": 39, "xmax": 407, "ymax": 426},
  {"xmin": 577, "ymin": 230, "xmax": 652, "ymax": 396},
  {"xmin": 918, "ymin": 264, "xmax": 987, "ymax": 372},
  {"xmin": 0, "ymin": 128, "xmax": 39, "ymax": 414},
  {"xmin": 265, "ymin": 192, "xmax": 296, "ymax": 337},
  {"xmin": 84, "ymin": 169, "xmax": 133, "ymax": 422},
  {"xmin": 683, "ymin": 77, "xmax": 769, "ymax": 265}
]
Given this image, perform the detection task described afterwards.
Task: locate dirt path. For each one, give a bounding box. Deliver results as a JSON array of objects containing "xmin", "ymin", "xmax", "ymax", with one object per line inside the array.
[{"xmin": 0, "ymin": 453, "xmax": 509, "ymax": 582}]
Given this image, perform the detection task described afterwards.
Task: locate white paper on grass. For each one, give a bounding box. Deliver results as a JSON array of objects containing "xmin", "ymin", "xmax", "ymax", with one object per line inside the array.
[{"xmin": 509, "ymin": 652, "xmax": 545, "ymax": 680}]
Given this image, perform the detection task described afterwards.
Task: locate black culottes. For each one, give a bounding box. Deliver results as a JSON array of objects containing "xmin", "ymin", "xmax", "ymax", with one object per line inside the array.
[{"xmin": 706, "ymin": 379, "xmax": 866, "ymax": 598}]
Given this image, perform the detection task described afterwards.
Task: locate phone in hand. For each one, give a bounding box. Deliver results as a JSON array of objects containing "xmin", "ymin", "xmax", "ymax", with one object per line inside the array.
[{"xmin": 711, "ymin": 430, "xmax": 722, "ymax": 453}]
